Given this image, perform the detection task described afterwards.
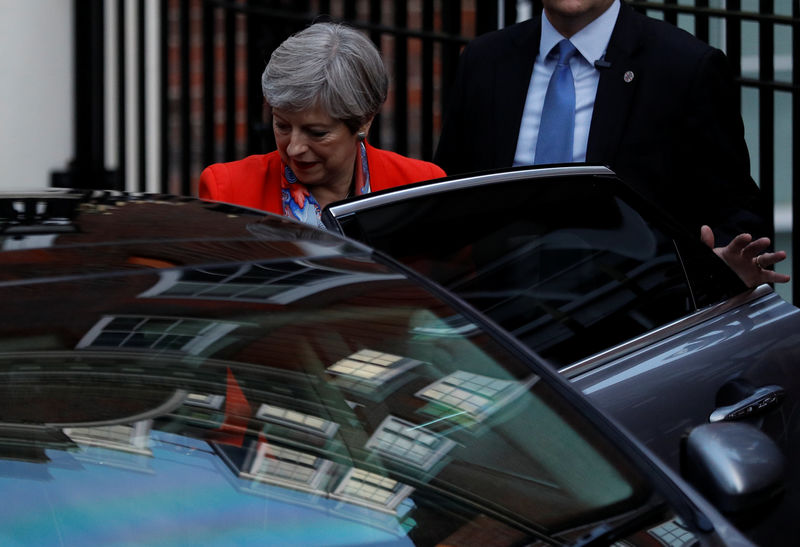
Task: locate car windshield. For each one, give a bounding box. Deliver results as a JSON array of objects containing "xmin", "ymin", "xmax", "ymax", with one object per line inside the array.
[{"xmin": 0, "ymin": 199, "xmax": 696, "ymax": 545}]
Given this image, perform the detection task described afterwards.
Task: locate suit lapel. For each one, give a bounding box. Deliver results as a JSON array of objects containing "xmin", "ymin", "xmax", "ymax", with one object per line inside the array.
[
  {"xmin": 586, "ymin": 4, "xmax": 645, "ymax": 164},
  {"xmin": 493, "ymin": 19, "xmax": 541, "ymax": 167}
]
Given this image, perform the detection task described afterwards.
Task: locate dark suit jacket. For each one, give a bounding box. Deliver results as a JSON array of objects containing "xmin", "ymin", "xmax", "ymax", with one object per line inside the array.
[{"xmin": 434, "ymin": 2, "xmax": 768, "ymax": 244}]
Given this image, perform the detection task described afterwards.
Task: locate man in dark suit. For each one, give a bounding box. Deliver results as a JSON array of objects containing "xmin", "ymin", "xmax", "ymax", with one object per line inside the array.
[{"xmin": 434, "ymin": 0, "xmax": 780, "ymax": 271}]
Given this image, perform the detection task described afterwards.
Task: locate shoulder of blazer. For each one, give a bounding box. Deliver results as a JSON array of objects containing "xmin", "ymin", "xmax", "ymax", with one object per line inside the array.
[
  {"xmin": 199, "ymin": 152, "xmax": 280, "ymax": 207},
  {"xmin": 461, "ymin": 17, "xmax": 540, "ymax": 62},
  {"xmin": 204, "ymin": 153, "xmax": 275, "ymax": 183},
  {"xmin": 611, "ymin": 2, "xmax": 714, "ymax": 63},
  {"xmin": 365, "ymin": 144, "xmax": 446, "ymax": 191}
]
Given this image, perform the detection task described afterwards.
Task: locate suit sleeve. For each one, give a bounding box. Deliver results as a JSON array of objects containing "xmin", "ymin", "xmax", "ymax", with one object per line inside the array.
[
  {"xmin": 433, "ymin": 44, "xmax": 472, "ymax": 175},
  {"xmin": 199, "ymin": 165, "xmax": 223, "ymax": 200},
  {"xmin": 683, "ymin": 48, "xmax": 770, "ymax": 243},
  {"xmin": 425, "ymin": 162, "xmax": 447, "ymax": 179}
]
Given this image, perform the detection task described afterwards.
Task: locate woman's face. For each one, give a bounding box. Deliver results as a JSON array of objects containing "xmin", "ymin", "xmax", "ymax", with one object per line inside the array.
[{"xmin": 272, "ymin": 104, "xmax": 361, "ymax": 190}]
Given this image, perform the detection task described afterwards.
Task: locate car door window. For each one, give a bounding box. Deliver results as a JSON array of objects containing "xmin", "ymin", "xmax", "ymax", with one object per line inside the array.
[{"xmin": 327, "ymin": 174, "xmax": 744, "ymax": 368}]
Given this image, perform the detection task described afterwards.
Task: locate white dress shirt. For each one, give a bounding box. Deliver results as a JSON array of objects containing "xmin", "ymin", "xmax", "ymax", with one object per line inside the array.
[{"xmin": 513, "ymin": 0, "xmax": 621, "ymax": 166}]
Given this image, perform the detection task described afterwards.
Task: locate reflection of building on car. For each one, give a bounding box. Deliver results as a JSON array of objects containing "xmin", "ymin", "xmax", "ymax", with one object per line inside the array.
[{"xmin": 0, "ymin": 188, "xmax": 788, "ymax": 545}]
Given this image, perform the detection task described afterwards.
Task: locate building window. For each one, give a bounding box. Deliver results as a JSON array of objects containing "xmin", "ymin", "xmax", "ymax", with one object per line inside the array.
[
  {"xmin": 327, "ymin": 349, "xmax": 423, "ymax": 387},
  {"xmin": 416, "ymin": 371, "xmax": 532, "ymax": 425},
  {"xmin": 256, "ymin": 403, "xmax": 339, "ymax": 439},
  {"xmin": 140, "ymin": 262, "xmax": 403, "ymax": 305},
  {"xmin": 365, "ymin": 416, "xmax": 455, "ymax": 471},
  {"xmin": 64, "ymin": 422, "xmax": 153, "ymax": 457},
  {"xmin": 77, "ymin": 315, "xmax": 240, "ymax": 355},
  {"xmin": 333, "ymin": 467, "xmax": 414, "ymax": 513},
  {"xmin": 241, "ymin": 442, "xmax": 333, "ymax": 493}
]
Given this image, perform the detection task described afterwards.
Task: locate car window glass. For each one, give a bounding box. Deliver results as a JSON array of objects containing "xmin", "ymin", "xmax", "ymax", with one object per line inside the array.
[{"xmin": 332, "ymin": 176, "xmax": 697, "ymax": 367}]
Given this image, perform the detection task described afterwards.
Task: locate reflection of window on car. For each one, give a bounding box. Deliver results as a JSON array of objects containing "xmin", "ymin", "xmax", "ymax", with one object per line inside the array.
[
  {"xmin": 415, "ymin": 370, "xmax": 533, "ymax": 426},
  {"xmin": 332, "ymin": 467, "xmax": 415, "ymax": 513},
  {"xmin": 64, "ymin": 423, "xmax": 153, "ymax": 457},
  {"xmin": 256, "ymin": 403, "xmax": 340, "ymax": 439},
  {"xmin": 327, "ymin": 349, "xmax": 425, "ymax": 389},
  {"xmin": 77, "ymin": 315, "xmax": 242, "ymax": 355},
  {"xmin": 330, "ymin": 174, "xmax": 745, "ymax": 368},
  {"xmin": 139, "ymin": 262, "xmax": 403, "ymax": 305},
  {"xmin": 365, "ymin": 415, "xmax": 456, "ymax": 471},
  {"xmin": 238, "ymin": 441, "xmax": 334, "ymax": 492}
]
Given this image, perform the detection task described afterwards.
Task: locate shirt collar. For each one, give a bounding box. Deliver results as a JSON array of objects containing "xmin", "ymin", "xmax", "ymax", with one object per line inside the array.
[{"xmin": 539, "ymin": 0, "xmax": 620, "ymax": 65}]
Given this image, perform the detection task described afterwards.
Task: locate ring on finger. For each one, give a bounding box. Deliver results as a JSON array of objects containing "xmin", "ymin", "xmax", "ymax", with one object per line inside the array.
[{"xmin": 755, "ymin": 255, "xmax": 765, "ymax": 269}]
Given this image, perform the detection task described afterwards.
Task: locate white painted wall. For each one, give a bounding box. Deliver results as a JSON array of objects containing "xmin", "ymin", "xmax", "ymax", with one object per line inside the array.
[{"xmin": 0, "ymin": 0, "xmax": 73, "ymax": 190}]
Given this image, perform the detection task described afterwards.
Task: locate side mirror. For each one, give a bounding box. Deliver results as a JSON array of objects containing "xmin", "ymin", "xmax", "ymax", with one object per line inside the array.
[{"xmin": 682, "ymin": 422, "xmax": 785, "ymax": 514}]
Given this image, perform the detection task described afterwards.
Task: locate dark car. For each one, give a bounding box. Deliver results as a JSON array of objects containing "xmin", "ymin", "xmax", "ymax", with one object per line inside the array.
[
  {"xmin": 323, "ymin": 165, "xmax": 800, "ymax": 545},
  {"xmin": 0, "ymin": 188, "xmax": 771, "ymax": 545}
]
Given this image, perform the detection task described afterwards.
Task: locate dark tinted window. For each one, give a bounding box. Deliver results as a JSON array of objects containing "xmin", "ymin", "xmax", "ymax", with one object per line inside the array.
[{"xmin": 330, "ymin": 175, "xmax": 742, "ymax": 367}]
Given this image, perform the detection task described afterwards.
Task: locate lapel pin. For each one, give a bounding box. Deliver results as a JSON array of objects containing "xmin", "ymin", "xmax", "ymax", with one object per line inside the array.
[{"xmin": 624, "ymin": 71, "xmax": 635, "ymax": 83}]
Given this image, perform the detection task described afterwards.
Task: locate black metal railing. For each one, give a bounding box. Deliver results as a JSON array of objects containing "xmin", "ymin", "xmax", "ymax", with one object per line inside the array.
[{"xmin": 625, "ymin": 0, "xmax": 799, "ymax": 303}]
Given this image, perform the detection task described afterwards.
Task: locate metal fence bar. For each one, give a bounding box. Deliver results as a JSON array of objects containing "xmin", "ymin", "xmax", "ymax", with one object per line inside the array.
[
  {"xmin": 440, "ymin": 0, "xmax": 463, "ymax": 145},
  {"xmin": 502, "ymin": 0, "xmax": 518, "ymax": 28},
  {"xmin": 759, "ymin": 0, "xmax": 775, "ymax": 242},
  {"xmin": 628, "ymin": 1, "xmax": 795, "ymax": 24},
  {"xmin": 794, "ymin": 1, "xmax": 800, "ymax": 305},
  {"xmin": 421, "ymin": 1, "xmax": 434, "ymax": 161},
  {"xmin": 137, "ymin": 0, "xmax": 147, "ymax": 193},
  {"xmin": 664, "ymin": 0, "xmax": 678, "ymax": 26},
  {"xmin": 725, "ymin": 0, "xmax": 742, "ymax": 104},
  {"xmin": 246, "ymin": 3, "xmax": 264, "ymax": 158},
  {"xmin": 475, "ymin": 2, "xmax": 498, "ymax": 35},
  {"xmin": 66, "ymin": 0, "xmax": 107, "ymax": 189},
  {"xmin": 694, "ymin": 0, "xmax": 709, "ymax": 43},
  {"xmin": 369, "ymin": 0, "xmax": 383, "ymax": 149},
  {"xmin": 224, "ymin": 7, "xmax": 237, "ymax": 162},
  {"xmin": 160, "ymin": 0, "xmax": 169, "ymax": 193},
  {"xmin": 202, "ymin": 3, "xmax": 215, "ymax": 171},
  {"xmin": 344, "ymin": 0, "xmax": 356, "ymax": 21},
  {"xmin": 393, "ymin": 5, "xmax": 409, "ymax": 157},
  {"xmin": 179, "ymin": 0, "xmax": 192, "ymax": 196},
  {"xmin": 118, "ymin": 0, "xmax": 128, "ymax": 191}
]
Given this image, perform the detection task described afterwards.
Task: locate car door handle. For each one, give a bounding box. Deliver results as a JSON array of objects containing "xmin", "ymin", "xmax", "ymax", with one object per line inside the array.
[{"xmin": 709, "ymin": 385, "xmax": 785, "ymax": 423}]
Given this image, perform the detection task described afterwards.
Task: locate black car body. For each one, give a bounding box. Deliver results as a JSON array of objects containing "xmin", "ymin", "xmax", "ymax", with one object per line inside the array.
[{"xmin": 0, "ymin": 189, "xmax": 763, "ymax": 545}]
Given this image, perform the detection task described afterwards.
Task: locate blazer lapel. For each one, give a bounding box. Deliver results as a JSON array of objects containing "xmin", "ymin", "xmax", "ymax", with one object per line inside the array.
[
  {"xmin": 493, "ymin": 19, "xmax": 541, "ymax": 167},
  {"xmin": 586, "ymin": 3, "xmax": 645, "ymax": 164}
]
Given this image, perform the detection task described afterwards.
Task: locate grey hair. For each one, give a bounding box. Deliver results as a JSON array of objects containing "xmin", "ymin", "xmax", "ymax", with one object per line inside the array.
[{"xmin": 262, "ymin": 22, "xmax": 388, "ymax": 133}]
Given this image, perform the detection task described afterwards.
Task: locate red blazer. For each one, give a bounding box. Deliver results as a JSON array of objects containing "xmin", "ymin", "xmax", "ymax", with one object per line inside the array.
[{"xmin": 199, "ymin": 143, "xmax": 445, "ymax": 214}]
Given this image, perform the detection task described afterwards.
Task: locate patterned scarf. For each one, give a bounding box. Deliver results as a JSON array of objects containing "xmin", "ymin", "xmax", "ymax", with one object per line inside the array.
[{"xmin": 280, "ymin": 141, "xmax": 371, "ymax": 229}]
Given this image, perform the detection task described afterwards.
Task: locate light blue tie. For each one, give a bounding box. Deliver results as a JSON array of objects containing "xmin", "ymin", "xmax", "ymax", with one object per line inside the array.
[{"xmin": 534, "ymin": 39, "xmax": 578, "ymax": 165}]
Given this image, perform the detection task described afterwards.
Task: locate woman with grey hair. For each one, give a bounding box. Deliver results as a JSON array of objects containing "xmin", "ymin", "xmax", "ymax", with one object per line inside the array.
[{"xmin": 200, "ymin": 22, "xmax": 445, "ymax": 227}]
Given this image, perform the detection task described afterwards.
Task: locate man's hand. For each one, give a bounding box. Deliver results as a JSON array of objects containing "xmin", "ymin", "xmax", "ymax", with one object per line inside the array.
[{"xmin": 701, "ymin": 225, "xmax": 790, "ymax": 287}]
